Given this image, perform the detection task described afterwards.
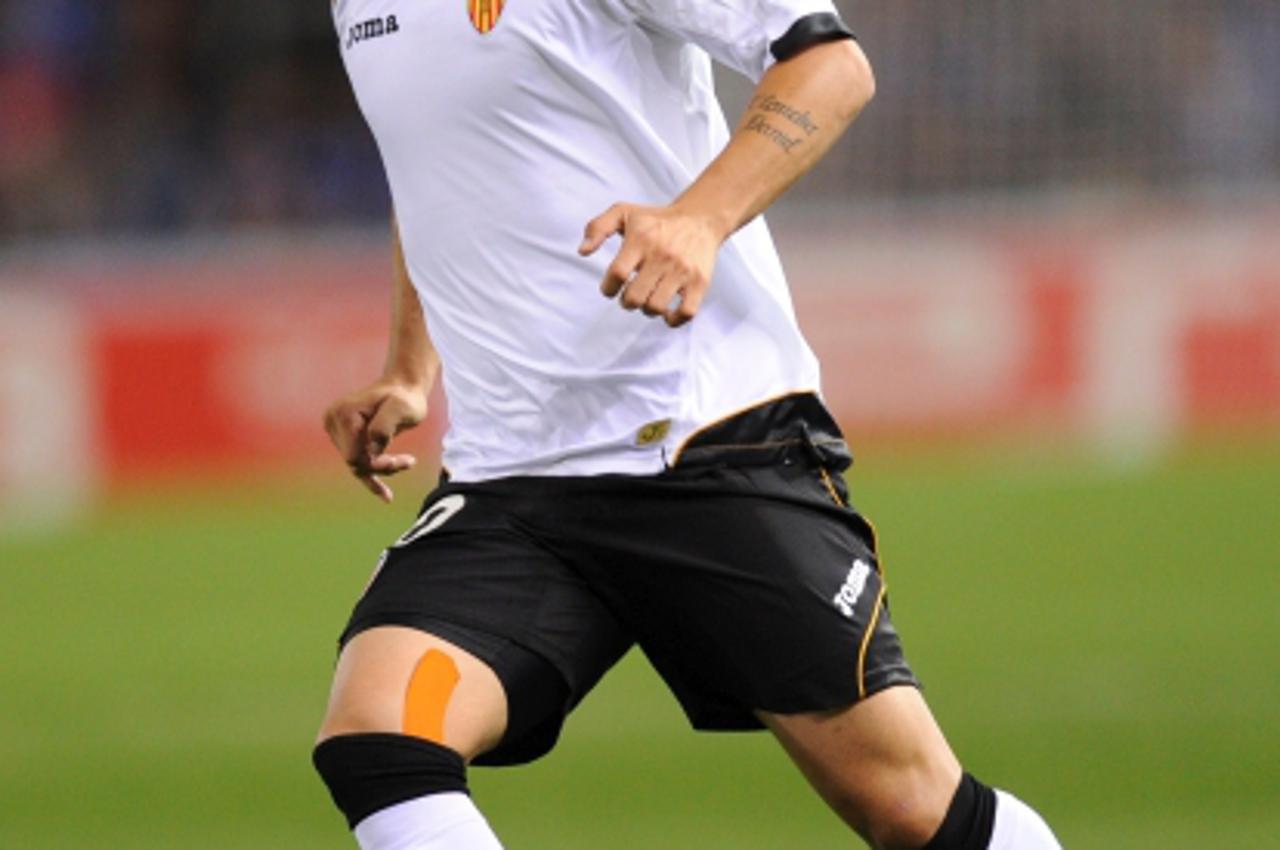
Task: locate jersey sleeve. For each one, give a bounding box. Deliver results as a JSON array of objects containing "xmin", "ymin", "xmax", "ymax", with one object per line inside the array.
[{"xmin": 615, "ymin": 0, "xmax": 856, "ymax": 80}]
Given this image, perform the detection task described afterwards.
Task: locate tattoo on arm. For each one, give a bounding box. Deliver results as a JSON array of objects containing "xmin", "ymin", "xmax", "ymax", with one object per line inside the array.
[{"xmin": 743, "ymin": 94, "xmax": 821, "ymax": 154}]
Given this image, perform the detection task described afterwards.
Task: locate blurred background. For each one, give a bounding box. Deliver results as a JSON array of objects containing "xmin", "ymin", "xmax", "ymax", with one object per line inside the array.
[
  {"xmin": 3, "ymin": 1, "xmax": 1278, "ymax": 232},
  {"xmin": 2, "ymin": 1, "xmax": 1277, "ymax": 849}
]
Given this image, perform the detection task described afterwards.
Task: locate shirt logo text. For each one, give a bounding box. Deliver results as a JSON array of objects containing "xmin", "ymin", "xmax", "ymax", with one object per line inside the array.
[{"xmin": 346, "ymin": 15, "xmax": 400, "ymax": 49}]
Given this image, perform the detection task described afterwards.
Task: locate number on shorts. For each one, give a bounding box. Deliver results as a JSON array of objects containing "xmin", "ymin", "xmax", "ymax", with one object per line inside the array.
[{"xmin": 395, "ymin": 494, "xmax": 467, "ymax": 547}]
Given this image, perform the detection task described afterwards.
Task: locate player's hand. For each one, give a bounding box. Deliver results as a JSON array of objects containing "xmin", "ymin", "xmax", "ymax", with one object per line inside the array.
[
  {"xmin": 579, "ymin": 202, "xmax": 724, "ymax": 327},
  {"xmin": 322, "ymin": 380, "xmax": 428, "ymax": 503}
]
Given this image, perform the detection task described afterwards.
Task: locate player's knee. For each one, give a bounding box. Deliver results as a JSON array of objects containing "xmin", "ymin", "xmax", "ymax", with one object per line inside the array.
[
  {"xmin": 861, "ymin": 783, "xmax": 951, "ymax": 849},
  {"xmin": 834, "ymin": 760, "xmax": 958, "ymax": 850},
  {"xmin": 914, "ymin": 774, "xmax": 1062, "ymax": 850},
  {"xmin": 871, "ymin": 812, "xmax": 946, "ymax": 849},
  {"xmin": 318, "ymin": 636, "xmax": 507, "ymax": 759},
  {"xmin": 313, "ymin": 733, "xmax": 469, "ymax": 829},
  {"xmin": 316, "ymin": 684, "xmax": 402, "ymax": 744}
]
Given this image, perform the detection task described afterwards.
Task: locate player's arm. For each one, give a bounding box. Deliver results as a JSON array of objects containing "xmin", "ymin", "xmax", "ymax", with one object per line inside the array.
[
  {"xmin": 679, "ymin": 37, "xmax": 873, "ymax": 246},
  {"xmin": 580, "ymin": 37, "xmax": 874, "ymax": 327},
  {"xmin": 323, "ymin": 219, "xmax": 440, "ymax": 502}
]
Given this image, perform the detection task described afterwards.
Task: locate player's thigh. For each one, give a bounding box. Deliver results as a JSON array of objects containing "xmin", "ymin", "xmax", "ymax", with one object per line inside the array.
[
  {"xmin": 760, "ymin": 685, "xmax": 961, "ymax": 848},
  {"xmin": 318, "ymin": 625, "xmax": 507, "ymax": 761}
]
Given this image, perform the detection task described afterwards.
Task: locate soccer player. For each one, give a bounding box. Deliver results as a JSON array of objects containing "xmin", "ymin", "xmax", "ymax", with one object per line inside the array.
[{"xmin": 314, "ymin": 1, "xmax": 1062, "ymax": 848}]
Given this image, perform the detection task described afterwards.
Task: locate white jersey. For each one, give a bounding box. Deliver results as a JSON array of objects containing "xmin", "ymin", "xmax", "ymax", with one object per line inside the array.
[{"xmin": 334, "ymin": 0, "xmax": 846, "ymax": 481}]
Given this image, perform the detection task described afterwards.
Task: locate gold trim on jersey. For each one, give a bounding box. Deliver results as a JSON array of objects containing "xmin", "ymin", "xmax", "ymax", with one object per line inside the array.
[{"xmin": 817, "ymin": 465, "xmax": 843, "ymax": 506}]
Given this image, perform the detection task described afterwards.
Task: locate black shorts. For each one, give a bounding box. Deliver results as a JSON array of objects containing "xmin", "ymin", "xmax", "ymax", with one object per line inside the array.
[{"xmin": 338, "ymin": 393, "xmax": 918, "ymax": 765}]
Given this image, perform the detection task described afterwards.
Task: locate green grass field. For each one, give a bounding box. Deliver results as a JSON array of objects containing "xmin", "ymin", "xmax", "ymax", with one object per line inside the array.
[{"xmin": 3, "ymin": 439, "xmax": 1277, "ymax": 849}]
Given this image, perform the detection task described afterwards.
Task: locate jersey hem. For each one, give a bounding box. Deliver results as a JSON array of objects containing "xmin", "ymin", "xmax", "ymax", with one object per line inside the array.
[{"xmin": 440, "ymin": 448, "xmax": 669, "ymax": 483}]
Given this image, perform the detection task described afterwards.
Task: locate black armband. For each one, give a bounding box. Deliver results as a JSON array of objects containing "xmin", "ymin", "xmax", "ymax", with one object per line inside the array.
[{"xmin": 769, "ymin": 12, "xmax": 857, "ymax": 63}]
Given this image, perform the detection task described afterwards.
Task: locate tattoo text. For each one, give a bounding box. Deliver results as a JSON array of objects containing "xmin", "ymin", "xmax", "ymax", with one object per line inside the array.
[{"xmin": 743, "ymin": 94, "xmax": 821, "ymax": 154}]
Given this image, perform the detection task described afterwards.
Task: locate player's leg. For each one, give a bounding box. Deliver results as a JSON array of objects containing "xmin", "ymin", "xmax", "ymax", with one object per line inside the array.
[
  {"xmin": 761, "ymin": 686, "xmax": 958, "ymax": 848},
  {"xmin": 762, "ymin": 687, "xmax": 1061, "ymax": 850},
  {"xmin": 311, "ymin": 480, "xmax": 632, "ymax": 850},
  {"xmin": 578, "ymin": 395, "xmax": 1060, "ymax": 849},
  {"xmin": 319, "ymin": 626, "xmax": 509, "ymax": 751},
  {"xmin": 313, "ymin": 625, "xmax": 510, "ymax": 850}
]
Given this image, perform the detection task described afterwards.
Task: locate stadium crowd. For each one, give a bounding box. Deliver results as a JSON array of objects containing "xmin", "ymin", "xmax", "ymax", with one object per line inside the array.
[{"xmin": 1, "ymin": 0, "xmax": 1276, "ymax": 238}]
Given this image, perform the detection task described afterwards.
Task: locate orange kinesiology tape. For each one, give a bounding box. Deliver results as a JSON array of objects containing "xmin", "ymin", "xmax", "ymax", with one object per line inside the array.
[{"xmin": 403, "ymin": 649, "xmax": 462, "ymax": 744}]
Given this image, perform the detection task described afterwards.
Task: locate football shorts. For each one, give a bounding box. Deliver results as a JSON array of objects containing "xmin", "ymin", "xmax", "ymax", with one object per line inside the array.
[{"xmin": 337, "ymin": 393, "xmax": 918, "ymax": 765}]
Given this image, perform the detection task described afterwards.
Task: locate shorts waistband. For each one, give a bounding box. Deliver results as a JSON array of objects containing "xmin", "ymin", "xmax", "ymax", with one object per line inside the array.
[{"xmin": 669, "ymin": 392, "xmax": 851, "ymax": 472}]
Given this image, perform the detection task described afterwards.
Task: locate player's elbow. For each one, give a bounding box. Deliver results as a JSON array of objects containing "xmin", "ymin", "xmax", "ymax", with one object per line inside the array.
[
  {"xmin": 792, "ymin": 37, "xmax": 875, "ymax": 123},
  {"xmin": 833, "ymin": 39, "xmax": 876, "ymax": 119}
]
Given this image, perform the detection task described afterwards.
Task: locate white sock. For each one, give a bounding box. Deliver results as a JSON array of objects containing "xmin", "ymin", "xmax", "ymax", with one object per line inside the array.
[
  {"xmin": 353, "ymin": 792, "xmax": 504, "ymax": 850},
  {"xmin": 989, "ymin": 789, "xmax": 1062, "ymax": 849}
]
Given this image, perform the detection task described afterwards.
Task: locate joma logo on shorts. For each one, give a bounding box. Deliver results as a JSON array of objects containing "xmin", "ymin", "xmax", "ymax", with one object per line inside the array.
[
  {"xmin": 345, "ymin": 15, "xmax": 399, "ymax": 49},
  {"xmin": 833, "ymin": 559, "xmax": 872, "ymax": 618}
]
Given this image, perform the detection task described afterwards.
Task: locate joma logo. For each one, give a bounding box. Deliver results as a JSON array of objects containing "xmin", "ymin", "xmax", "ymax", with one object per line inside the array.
[
  {"xmin": 833, "ymin": 559, "xmax": 872, "ymax": 618},
  {"xmin": 346, "ymin": 15, "xmax": 400, "ymax": 49}
]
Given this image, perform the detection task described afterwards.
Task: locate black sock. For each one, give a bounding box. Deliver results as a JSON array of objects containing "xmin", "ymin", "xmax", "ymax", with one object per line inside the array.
[
  {"xmin": 920, "ymin": 773, "xmax": 997, "ymax": 850},
  {"xmin": 313, "ymin": 733, "xmax": 468, "ymax": 829}
]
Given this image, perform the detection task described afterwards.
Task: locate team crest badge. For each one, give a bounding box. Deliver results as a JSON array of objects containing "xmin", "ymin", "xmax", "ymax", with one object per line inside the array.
[{"xmin": 467, "ymin": 0, "xmax": 504, "ymax": 33}]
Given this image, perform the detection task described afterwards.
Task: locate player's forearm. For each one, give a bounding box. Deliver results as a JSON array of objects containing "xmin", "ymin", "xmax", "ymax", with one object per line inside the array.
[
  {"xmin": 383, "ymin": 220, "xmax": 440, "ymax": 389},
  {"xmin": 674, "ymin": 38, "xmax": 874, "ymax": 239}
]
